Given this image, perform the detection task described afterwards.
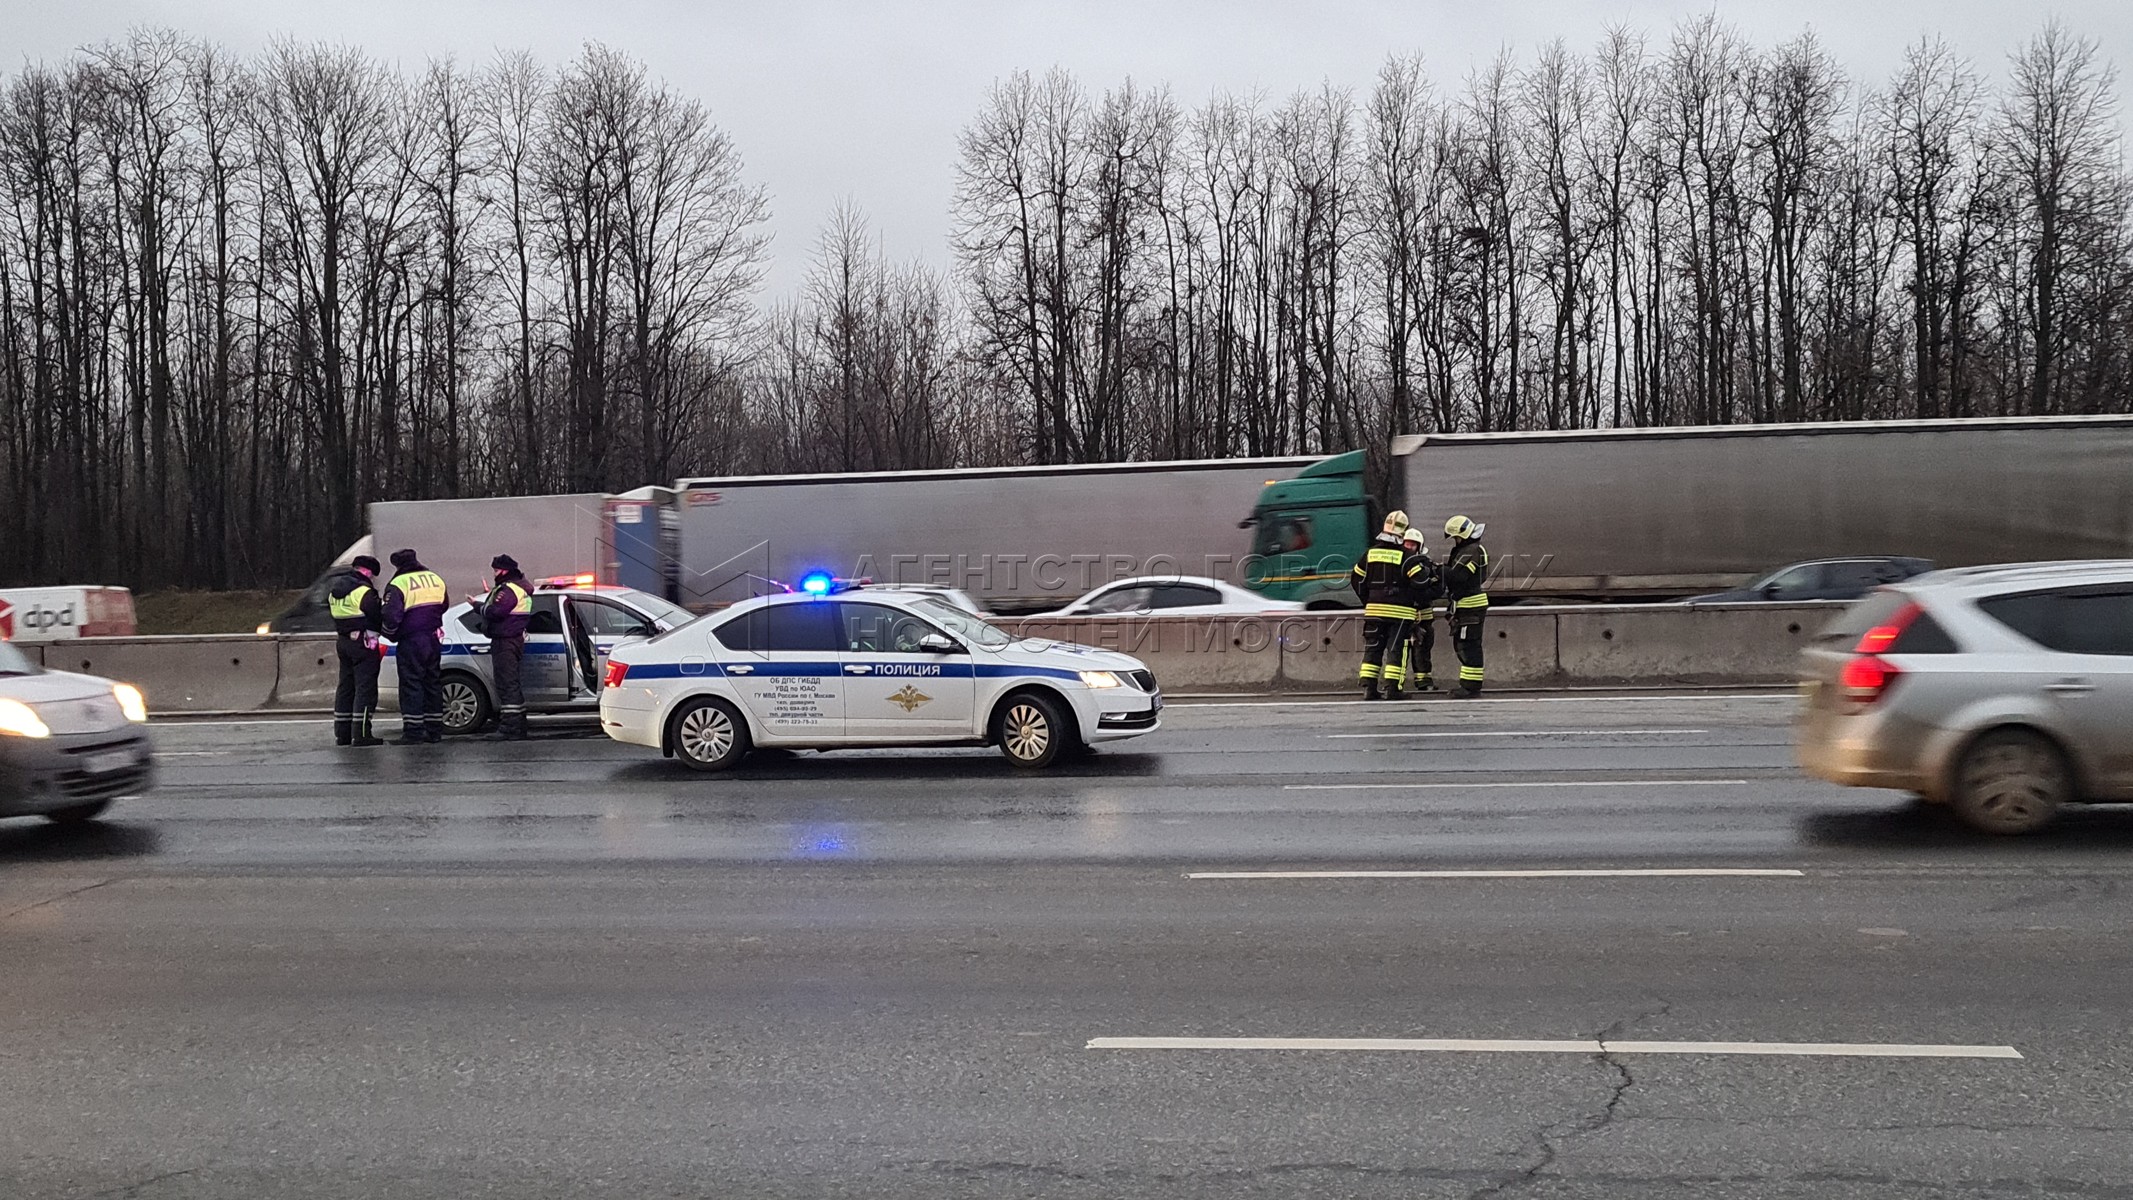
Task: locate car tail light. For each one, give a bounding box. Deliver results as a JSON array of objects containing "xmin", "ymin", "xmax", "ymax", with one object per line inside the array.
[
  {"xmin": 602, "ymin": 661, "xmax": 630, "ymax": 689},
  {"xmin": 1838, "ymin": 654, "xmax": 1902, "ymax": 706},
  {"xmin": 1855, "ymin": 602, "xmax": 1923, "ymax": 654}
]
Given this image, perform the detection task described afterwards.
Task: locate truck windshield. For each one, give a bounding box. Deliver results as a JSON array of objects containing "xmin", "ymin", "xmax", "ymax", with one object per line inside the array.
[
  {"xmin": 909, "ymin": 597, "xmax": 1011, "ymax": 649},
  {"xmin": 0, "ymin": 641, "xmax": 36, "ymax": 676},
  {"xmin": 1251, "ymin": 513, "xmax": 1315, "ymax": 557}
]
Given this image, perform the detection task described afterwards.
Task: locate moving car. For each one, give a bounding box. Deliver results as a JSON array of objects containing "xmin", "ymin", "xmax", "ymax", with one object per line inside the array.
[
  {"xmin": 1690, "ymin": 557, "xmax": 1933, "ymax": 604},
  {"xmin": 600, "ymin": 586, "xmax": 1162, "ymax": 770},
  {"xmin": 382, "ymin": 579, "xmax": 694, "ymax": 735},
  {"xmin": 0, "ymin": 638, "xmax": 153, "ymax": 824},
  {"xmin": 1044, "ymin": 576, "xmax": 1304, "ymax": 618},
  {"xmin": 1796, "ymin": 561, "xmax": 2133, "ymax": 834}
]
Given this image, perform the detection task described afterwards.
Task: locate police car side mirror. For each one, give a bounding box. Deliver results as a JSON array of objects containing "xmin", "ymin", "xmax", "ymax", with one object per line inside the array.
[{"xmin": 917, "ymin": 633, "xmax": 959, "ymax": 654}]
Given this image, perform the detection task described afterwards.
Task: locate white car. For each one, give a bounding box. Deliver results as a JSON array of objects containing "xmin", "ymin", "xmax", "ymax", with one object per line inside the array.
[
  {"xmin": 599, "ymin": 588, "xmax": 1162, "ymax": 770},
  {"xmin": 1044, "ymin": 576, "xmax": 1306, "ymax": 618}
]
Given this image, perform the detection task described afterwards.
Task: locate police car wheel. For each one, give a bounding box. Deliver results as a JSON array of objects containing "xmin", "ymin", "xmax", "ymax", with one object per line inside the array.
[
  {"xmin": 996, "ymin": 692, "xmax": 1072, "ymax": 770},
  {"xmin": 440, "ymin": 674, "xmax": 491, "ymax": 736},
  {"xmin": 671, "ymin": 698, "xmax": 749, "ymax": 772}
]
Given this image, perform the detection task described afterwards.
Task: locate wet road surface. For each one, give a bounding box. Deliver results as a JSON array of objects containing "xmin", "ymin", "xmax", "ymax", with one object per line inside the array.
[{"xmin": 5, "ymin": 693, "xmax": 2133, "ymax": 1198}]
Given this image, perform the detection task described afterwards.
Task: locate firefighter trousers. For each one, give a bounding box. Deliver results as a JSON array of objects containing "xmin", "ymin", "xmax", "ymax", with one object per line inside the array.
[
  {"xmin": 1401, "ymin": 617, "xmax": 1437, "ymax": 689},
  {"xmin": 1359, "ymin": 616, "xmax": 1411, "ymax": 689},
  {"xmin": 333, "ymin": 634, "xmax": 379, "ymax": 743},
  {"xmin": 1451, "ymin": 612, "xmax": 1487, "ymax": 694}
]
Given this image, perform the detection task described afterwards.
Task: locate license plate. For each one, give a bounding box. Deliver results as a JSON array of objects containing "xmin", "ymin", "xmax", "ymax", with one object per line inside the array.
[
  {"xmin": 1151, "ymin": 694, "xmax": 1164, "ymax": 713},
  {"xmin": 81, "ymin": 748, "xmax": 136, "ymax": 775}
]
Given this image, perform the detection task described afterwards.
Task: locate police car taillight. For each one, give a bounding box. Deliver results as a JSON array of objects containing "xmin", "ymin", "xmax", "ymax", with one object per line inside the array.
[
  {"xmin": 539, "ymin": 573, "xmax": 600, "ymax": 589},
  {"xmin": 602, "ymin": 661, "xmax": 630, "ymax": 689}
]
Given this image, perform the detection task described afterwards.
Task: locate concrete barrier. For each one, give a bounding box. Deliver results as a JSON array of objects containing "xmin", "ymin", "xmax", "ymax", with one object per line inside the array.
[
  {"xmin": 38, "ymin": 601, "xmax": 1851, "ymax": 711},
  {"xmin": 1554, "ymin": 602, "xmax": 1843, "ymax": 686},
  {"xmin": 273, "ymin": 635, "xmax": 343, "ymax": 708},
  {"xmin": 49, "ymin": 635, "xmax": 279, "ymax": 712}
]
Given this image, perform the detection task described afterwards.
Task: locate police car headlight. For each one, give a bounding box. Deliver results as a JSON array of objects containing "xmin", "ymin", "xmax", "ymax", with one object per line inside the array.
[
  {"xmin": 1079, "ymin": 670, "xmax": 1124, "ymax": 689},
  {"xmin": 113, "ymin": 684, "xmax": 149, "ymax": 723}
]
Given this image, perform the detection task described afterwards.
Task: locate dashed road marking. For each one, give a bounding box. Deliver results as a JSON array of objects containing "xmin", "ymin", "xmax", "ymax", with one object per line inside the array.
[
  {"xmin": 1185, "ymin": 868, "xmax": 1805, "ymax": 880},
  {"xmin": 1086, "ymin": 1036, "xmax": 2021, "ymax": 1059},
  {"xmin": 1284, "ymin": 779, "xmax": 1750, "ymax": 791},
  {"xmin": 1325, "ymin": 729, "xmax": 1709, "ymax": 739}
]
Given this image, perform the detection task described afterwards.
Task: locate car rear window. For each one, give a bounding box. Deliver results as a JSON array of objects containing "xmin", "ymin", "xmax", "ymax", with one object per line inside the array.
[
  {"xmin": 1978, "ymin": 589, "xmax": 2133, "ymax": 656},
  {"xmin": 1814, "ymin": 590, "xmax": 1910, "ymax": 644},
  {"xmin": 1812, "ymin": 590, "xmax": 1959, "ymax": 653}
]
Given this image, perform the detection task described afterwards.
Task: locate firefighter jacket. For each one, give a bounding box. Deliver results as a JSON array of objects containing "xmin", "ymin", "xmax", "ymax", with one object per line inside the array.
[
  {"xmin": 481, "ymin": 571, "xmax": 534, "ymax": 639},
  {"xmin": 1444, "ymin": 539, "xmax": 1490, "ymax": 622},
  {"xmin": 1352, "ymin": 532, "xmax": 1428, "ymax": 621},
  {"xmin": 327, "ymin": 570, "xmax": 383, "ymax": 635},
  {"xmin": 382, "ymin": 561, "xmax": 449, "ymax": 641},
  {"xmin": 1402, "ymin": 552, "xmax": 1444, "ymax": 619}
]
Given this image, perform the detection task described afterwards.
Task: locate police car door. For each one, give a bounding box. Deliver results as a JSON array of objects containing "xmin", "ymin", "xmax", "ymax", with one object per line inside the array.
[
  {"xmin": 564, "ymin": 597, "xmax": 654, "ymax": 704},
  {"xmin": 836, "ymin": 601, "xmax": 976, "ymax": 738},
  {"xmin": 715, "ymin": 602, "xmax": 848, "ymax": 739},
  {"xmin": 522, "ymin": 595, "xmax": 571, "ymax": 702}
]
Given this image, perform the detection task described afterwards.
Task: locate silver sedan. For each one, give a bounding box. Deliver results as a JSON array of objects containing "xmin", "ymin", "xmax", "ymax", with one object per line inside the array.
[{"xmin": 0, "ymin": 638, "xmax": 154, "ymax": 824}]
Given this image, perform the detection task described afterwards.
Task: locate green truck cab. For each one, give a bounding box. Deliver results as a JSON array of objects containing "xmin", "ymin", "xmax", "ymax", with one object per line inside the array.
[{"xmin": 1239, "ymin": 450, "xmax": 1372, "ymax": 607}]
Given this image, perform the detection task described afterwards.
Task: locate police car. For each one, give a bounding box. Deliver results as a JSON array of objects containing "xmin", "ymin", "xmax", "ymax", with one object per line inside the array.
[
  {"xmin": 382, "ymin": 577, "xmax": 695, "ymax": 735},
  {"xmin": 598, "ymin": 578, "xmax": 1162, "ymax": 770}
]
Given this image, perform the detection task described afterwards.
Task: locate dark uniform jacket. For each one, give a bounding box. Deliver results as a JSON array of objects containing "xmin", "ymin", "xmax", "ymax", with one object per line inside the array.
[
  {"xmin": 1401, "ymin": 550, "xmax": 1444, "ymax": 618},
  {"xmin": 327, "ymin": 570, "xmax": 383, "ymax": 635},
  {"xmin": 1352, "ymin": 532, "xmax": 1429, "ymax": 620},
  {"xmin": 1443, "ymin": 540, "xmax": 1490, "ymax": 621},
  {"xmin": 481, "ymin": 571, "xmax": 534, "ymax": 639},
  {"xmin": 382, "ymin": 561, "xmax": 449, "ymax": 641}
]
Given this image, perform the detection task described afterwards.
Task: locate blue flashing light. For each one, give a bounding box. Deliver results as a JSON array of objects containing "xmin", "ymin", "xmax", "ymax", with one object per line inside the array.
[{"xmin": 799, "ymin": 571, "xmax": 834, "ymax": 596}]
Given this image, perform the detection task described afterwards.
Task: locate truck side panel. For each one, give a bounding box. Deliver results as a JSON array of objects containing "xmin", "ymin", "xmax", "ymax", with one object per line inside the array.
[
  {"xmin": 675, "ymin": 460, "xmax": 1315, "ymax": 610},
  {"xmin": 1400, "ymin": 420, "xmax": 2133, "ymax": 595}
]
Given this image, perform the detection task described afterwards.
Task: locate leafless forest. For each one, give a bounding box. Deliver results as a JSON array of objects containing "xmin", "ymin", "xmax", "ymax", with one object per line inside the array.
[{"xmin": 3, "ymin": 20, "xmax": 2129, "ymax": 587}]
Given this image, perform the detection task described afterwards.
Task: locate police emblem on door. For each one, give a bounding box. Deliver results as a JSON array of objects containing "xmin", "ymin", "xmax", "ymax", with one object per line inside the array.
[{"xmin": 888, "ymin": 684, "xmax": 931, "ymax": 712}]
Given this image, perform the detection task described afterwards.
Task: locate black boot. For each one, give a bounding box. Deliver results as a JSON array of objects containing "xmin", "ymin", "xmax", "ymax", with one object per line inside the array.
[
  {"xmin": 1363, "ymin": 684, "xmax": 1383, "ymax": 701},
  {"xmin": 394, "ymin": 727, "xmax": 428, "ymax": 745},
  {"xmin": 334, "ymin": 717, "xmax": 352, "ymax": 746},
  {"xmin": 1383, "ymin": 685, "xmax": 1405, "ymax": 701}
]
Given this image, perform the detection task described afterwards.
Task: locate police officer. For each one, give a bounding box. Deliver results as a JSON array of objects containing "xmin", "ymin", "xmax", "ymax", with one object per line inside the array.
[
  {"xmin": 1442, "ymin": 515, "xmax": 1490, "ymax": 698},
  {"xmin": 382, "ymin": 548, "xmax": 449, "ymax": 744},
  {"xmin": 328, "ymin": 555, "xmax": 385, "ymax": 746},
  {"xmin": 1351, "ymin": 510, "xmax": 1428, "ymax": 701},
  {"xmin": 1396, "ymin": 524, "xmax": 1443, "ymax": 695},
  {"xmin": 475, "ymin": 555, "xmax": 534, "ymax": 741}
]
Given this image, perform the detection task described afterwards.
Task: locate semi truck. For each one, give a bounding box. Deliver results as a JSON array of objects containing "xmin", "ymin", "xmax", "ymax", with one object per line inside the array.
[{"xmin": 1241, "ymin": 415, "xmax": 2133, "ymax": 605}]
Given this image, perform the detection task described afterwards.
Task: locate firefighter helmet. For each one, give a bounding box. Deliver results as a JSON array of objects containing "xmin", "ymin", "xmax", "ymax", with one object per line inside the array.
[
  {"xmin": 1444, "ymin": 515, "xmax": 1484, "ymax": 540},
  {"xmin": 1383, "ymin": 510, "xmax": 1410, "ymax": 535}
]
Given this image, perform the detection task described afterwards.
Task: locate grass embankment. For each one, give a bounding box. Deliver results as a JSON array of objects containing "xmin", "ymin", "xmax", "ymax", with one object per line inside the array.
[{"xmin": 131, "ymin": 590, "xmax": 301, "ymax": 635}]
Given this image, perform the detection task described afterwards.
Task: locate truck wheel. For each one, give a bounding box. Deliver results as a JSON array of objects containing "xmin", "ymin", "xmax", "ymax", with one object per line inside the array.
[
  {"xmin": 440, "ymin": 674, "xmax": 491, "ymax": 736},
  {"xmin": 43, "ymin": 800, "xmax": 111, "ymax": 825},
  {"xmin": 671, "ymin": 698, "xmax": 750, "ymax": 772},
  {"xmin": 995, "ymin": 691, "xmax": 1073, "ymax": 770},
  {"xmin": 1952, "ymin": 729, "xmax": 2069, "ymax": 835}
]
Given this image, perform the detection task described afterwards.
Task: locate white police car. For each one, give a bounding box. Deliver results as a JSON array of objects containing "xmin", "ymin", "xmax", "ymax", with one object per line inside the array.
[
  {"xmin": 598, "ymin": 581, "xmax": 1162, "ymax": 770},
  {"xmin": 383, "ymin": 577, "xmax": 695, "ymax": 735}
]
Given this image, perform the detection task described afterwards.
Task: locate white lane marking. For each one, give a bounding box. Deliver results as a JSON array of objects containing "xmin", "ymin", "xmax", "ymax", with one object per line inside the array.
[
  {"xmin": 1174, "ymin": 694, "xmax": 1788, "ymax": 708},
  {"xmin": 1284, "ymin": 779, "xmax": 1750, "ymax": 792},
  {"xmin": 1325, "ymin": 729, "xmax": 1708, "ymax": 739},
  {"xmin": 1185, "ymin": 868, "xmax": 1805, "ymax": 880},
  {"xmin": 154, "ymin": 718, "xmax": 334, "ymax": 727},
  {"xmin": 1086, "ymin": 1037, "xmax": 2021, "ymax": 1059},
  {"xmin": 157, "ymin": 751, "xmax": 231, "ymax": 757}
]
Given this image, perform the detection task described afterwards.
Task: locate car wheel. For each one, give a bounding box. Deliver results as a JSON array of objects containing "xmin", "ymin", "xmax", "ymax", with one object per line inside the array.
[
  {"xmin": 1952, "ymin": 729, "xmax": 2070, "ymax": 835},
  {"xmin": 996, "ymin": 691, "xmax": 1073, "ymax": 770},
  {"xmin": 43, "ymin": 800, "xmax": 111, "ymax": 824},
  {"xmin": 671, "ymin": 698, "xmax": 750, "ymax": 772},
  {"xmin": 440, "ymin": 673, "xmax": 491, "ymax": 736}
]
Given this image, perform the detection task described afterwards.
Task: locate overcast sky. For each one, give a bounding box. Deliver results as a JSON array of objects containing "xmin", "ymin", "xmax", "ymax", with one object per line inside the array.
[{"xmin": 7, "ymin": 1, "xmax": 2130, "ymax": 295}]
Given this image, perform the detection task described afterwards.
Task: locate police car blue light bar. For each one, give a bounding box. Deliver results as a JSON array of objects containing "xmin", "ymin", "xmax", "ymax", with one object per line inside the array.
[{"xmin": 799, "ymin": 572, "xmax": 834, "ymax": 595}]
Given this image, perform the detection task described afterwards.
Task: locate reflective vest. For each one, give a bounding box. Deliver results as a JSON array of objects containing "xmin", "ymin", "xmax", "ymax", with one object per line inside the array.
[
  {"xmin": 328, "ymin": 582, "xmax": 373, "ymax": 620},
  {"xmin": 1352, "ymin": 538, "xmax": 1423, "ymax": 621},
  {"xmin": 390, "ymin": 570, "xmax": 448, "ymax": 610},
  {"xmin": 498, "ymin": 581, "xmax": 532, "ymax": 614}
]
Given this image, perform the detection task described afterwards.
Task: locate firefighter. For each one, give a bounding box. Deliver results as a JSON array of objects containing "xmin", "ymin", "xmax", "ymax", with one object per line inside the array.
[
  {"xmin": 1442, "ymin": 515, "xmax": 1490, "ymax": 698},
  {"xmin": 382, "ymin": 548, "xmax": 449, "ymax": 744},
  {"xmin": 328, "ymin": 554, "xmax": 385, "ymax": 747},
  {"xmin": 475, "ymin": 554, "xmax": 534, "ymax": 741},
  {"xmin": 1350, "ymin": 510, "xmax": 1427, "ymax": 700},
  {"xmin": 1396, "ymin": 524, "xmax": 1442, "ymax": 695}
]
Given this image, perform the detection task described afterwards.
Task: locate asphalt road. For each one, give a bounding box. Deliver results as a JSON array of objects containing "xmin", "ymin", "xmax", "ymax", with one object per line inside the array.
[{"xmin": 6, "ymin": 692, "xmax": 2133, "ymax": 1198}]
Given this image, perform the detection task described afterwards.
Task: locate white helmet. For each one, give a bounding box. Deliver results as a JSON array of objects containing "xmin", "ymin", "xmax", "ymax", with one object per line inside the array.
[{"xmin": 1400, "ymin": 524, "xmax": 1425, "ymax": 546}]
